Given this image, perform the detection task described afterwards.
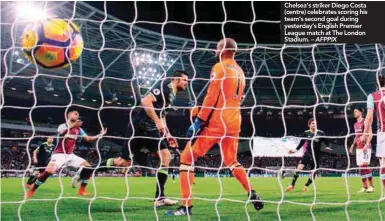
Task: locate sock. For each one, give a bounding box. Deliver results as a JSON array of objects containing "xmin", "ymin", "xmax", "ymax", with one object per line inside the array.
[
  {"xmin": 31, "ymin": 171, "xmax": 51, "ymax": 191},
  {"xmin": 360, "ymin": 165, "xmax": 370, "ymax": 188},
  {"xmin": 381, "ymin": 167, "xmax": 385, "ymax": 187},
  {"xmin": 305, "ymin": 178, "xmax": 313, "ymax": 187},
  {"xmin": 364, "ymin": 165, "xmax": 374, "ymax": 187},
  {"xmin": 180, "ymin": 170, "xmax": 194, "ymax": 207},
  {"xmin": 27, "ymin": 175, "xmax": 37, "ymax": 185},
  {"xmin": 155, "ymin": 167, "xmax": 168, "ymax": 199},
  {"xmin": 368, "ymin": 176, "xmax": 374, "ymax": 187},
  {"xmin": 291, "ymin": 172, "xmax": 299, "ymax": 186},
  {"xmin": 79, "ymin": 167, "xmax": 93, "ymax": 191},
  {"xmin": 305, "ymin": 171, "xmax": 316, "ymax": 187},
  {"xmin": 231, "ymin": 164, "xmax": 252, "ymax": 193}
]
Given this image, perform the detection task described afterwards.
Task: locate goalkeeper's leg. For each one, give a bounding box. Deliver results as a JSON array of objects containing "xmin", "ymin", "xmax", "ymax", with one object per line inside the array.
[
  {"xmin": 104, "ymin": 139, "xmax": 134, "ymax": 171},
  {"xmin": 165, "ymin": 130, "xmax": 216, "ymax": 216},
  {"xmin": 222, "ymin": 136, "xmax": 263, "ymax": 211},
  {"xmin": 104, "ymin": 125, "xmax": 137, "ymax": 171}
]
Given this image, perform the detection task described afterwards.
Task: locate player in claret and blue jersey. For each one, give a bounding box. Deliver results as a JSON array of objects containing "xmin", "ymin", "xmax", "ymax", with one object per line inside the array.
[
  {"xmin": 26, "ymin": 110, "xmax": 107, "ymax": 198},
  {"xmin": 349, "ymin": 108, "xmax": 374, "ymax": 193},
  {"xmin": 362, "ymin": 74, "xmax": 385, "ymax": 190}
]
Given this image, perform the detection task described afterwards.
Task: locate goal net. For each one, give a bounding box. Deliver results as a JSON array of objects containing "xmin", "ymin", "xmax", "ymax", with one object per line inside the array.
[{"xmin": 1, "ymin": 1, "xmax": 385, "ymax": 221}]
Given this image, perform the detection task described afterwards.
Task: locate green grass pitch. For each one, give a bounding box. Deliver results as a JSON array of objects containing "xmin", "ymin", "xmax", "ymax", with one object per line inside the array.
[{"xmin": 1, "ymin": 177, "xmax": 384, "ymax": 221}]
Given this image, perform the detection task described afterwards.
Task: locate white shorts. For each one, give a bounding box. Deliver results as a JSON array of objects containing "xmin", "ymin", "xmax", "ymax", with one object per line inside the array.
[
  {"xmin": 377, "ymin": 132, "xmax": 385, "ymax": 158},
  {"xmin": 356, "ymin": 148, "xmax": 372, "ymax": 166},
  {"xmin": 49, "ymin": 154, "xmax": 85, "ymax": 169}
]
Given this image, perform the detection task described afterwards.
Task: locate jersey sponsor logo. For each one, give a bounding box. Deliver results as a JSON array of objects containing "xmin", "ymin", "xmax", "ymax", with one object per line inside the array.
[{"xmin": 65, "ymin": 134, "xmax": 78, "ymax": 140}]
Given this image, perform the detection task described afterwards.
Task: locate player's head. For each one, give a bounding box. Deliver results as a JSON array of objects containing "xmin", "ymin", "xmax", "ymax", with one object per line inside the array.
[
  {"xmin": 216, "ymin": 38, "xmax": 237, "ymax": 58},
  {"xmin": 308, "ymin": 118, "xmax": 316, "ymax": 130},
  {"xmin": 171, "ymin": 70, "xmax": 188, "ymax": 91},
  {"xmin": 377, "ymin": 73, "xmax": 385, "ymax": 88},
  {"xmin": 67, "ymin": 110, "xmax": 80, "ymax": 121},
  {"xmin": 47, "ymin": 136, "xmax": 54, "ymax": 143},
  {"xmin": 353, "ymin": 108, "xmax": 364, "ymax": 119}
]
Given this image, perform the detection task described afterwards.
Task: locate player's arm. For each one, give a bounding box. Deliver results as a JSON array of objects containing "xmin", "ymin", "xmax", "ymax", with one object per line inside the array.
[
  {"xmin": 295, "ymin": 139, "xmax": 305, "ymax": 151},
  {"xmin": 289, "ymin": 138, "xmax": 305, "ymax": 154},
  {"xmin": 362, "ymin": 94, "xmax": 374, "ymax": 144},
  {"xmin": 197, "ymin": 64, "xmax": 223, "ymax": 122},
  {"xmin": 141, "ymin": 88, "xmax": 165, "ymax": 132},
  {"xmin": 364, "ymin": 126, "xmax": 373, "ymax": 150},
  {"xmin": 186, "ymin": 65, "xmax": 222, "ymax": 138},
  {"xmin": 162, "ymin": 116, "xmax": 178, "ymax": 148},
  {"xmin": 320, "ymin": 132, "xmax": 332, "ymax": 150},
  {"xmin": 82, "ymin": 128, "xmax": 107, "ymax": 142},
  {"xmin": 349, "ymin": 140, "xmax": 355, "ymax": 154},
  {"xmin": 33, "ymin": 146, "xmax": 40, "ymax": 164},
  {"xmin": 320, "ymin": 131, "xmax": 332, "ymax": 152}
]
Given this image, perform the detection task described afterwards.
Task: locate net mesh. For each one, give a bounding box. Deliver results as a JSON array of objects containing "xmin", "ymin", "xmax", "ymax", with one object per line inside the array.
[{"xmin": 1, "ymin": 1, "xmax": 385, "ymax": 221}]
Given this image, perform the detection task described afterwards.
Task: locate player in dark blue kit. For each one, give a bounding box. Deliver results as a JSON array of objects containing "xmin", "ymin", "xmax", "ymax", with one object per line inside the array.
[
  {"xmin": 25, "ymin": 136, "xmax": 55, "ymax": 189},
  {"xmin": 285, "ymin": 118, "xmax": 332, "ymax": 192},
  {"xmin": 105, "ymin": 70, "xmax": 189, "ymax": 207}
]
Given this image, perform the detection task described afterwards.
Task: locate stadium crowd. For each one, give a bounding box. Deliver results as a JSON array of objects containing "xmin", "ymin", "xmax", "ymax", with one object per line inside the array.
[
  {"xmin": 1, "ymin": 111, "xmax": 379, "ymax": 177},
  {"xmin": 2, "ymin": 145, "xmax": 380, "ymax": 176}
]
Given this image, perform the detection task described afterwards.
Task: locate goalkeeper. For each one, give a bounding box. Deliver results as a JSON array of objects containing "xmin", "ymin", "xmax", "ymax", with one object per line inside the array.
[
  {"xmin": 105, "ymin": 70, "xmax": 189, "ymax": 207},
  {"xmin": 286, "ymin": 118, "xmax": 332, "ymax": 192},
  {"xmin": 166, "ymin": 38, "xmax": 264, "ymax": 216}
]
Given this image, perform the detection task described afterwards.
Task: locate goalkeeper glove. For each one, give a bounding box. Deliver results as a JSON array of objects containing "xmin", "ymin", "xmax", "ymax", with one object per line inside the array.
[{"xmin": 187, "ymin": 118, "xmax": 205, "ymax": 138}]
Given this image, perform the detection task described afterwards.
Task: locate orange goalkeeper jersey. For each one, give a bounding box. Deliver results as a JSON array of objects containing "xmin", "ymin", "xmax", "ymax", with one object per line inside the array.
[{"xmin": 197, "ymin": 58, "xmax": 245, "ymax": 135}]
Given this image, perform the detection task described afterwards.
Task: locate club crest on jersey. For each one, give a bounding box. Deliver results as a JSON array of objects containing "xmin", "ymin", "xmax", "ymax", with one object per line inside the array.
[
  {"xmin": 211, "ymin": 72, "xmax": 216, "ymax": 79},
  {"xmin": 153, "ymin": 89, "xmax": 160, "ymax": 95}
]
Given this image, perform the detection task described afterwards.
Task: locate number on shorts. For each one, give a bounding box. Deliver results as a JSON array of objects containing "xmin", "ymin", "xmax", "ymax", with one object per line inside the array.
[{"xmin": 363, "ymin": 151, "xmax": 368, "ymax": 160}]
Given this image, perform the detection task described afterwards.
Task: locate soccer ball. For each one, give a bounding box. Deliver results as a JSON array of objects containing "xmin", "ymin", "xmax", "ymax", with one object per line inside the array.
[{"xmin": 20, "ymin": 18, "xmax": 84, "ymax": 69}]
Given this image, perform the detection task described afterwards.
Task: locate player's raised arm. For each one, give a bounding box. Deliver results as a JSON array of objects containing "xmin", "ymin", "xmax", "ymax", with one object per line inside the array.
[{"xmin": 82, "ymin": 128, "xmax": 107, "ymax": 142}]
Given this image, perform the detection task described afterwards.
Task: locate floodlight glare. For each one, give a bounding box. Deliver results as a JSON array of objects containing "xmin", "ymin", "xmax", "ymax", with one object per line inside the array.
[{"xmin": 17, "ymin": 2, "xmax": 47, "ymax": 21}]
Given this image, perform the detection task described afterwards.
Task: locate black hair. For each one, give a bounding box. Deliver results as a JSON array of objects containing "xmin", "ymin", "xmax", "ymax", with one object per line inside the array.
[
  {"xmin": 172, "ymin": 70, "xmax": 188, "ymax": 78},
  {"xmin": 378, "ymin": 73, "xmax": 385, "ymax": 87},
  {"xmin": 354, "ymin": 107, "xmax": 365, "ymax": 113},
  {"xmin": 308, "ymin": 118, "xmax": 314, "ymax": 126}
]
